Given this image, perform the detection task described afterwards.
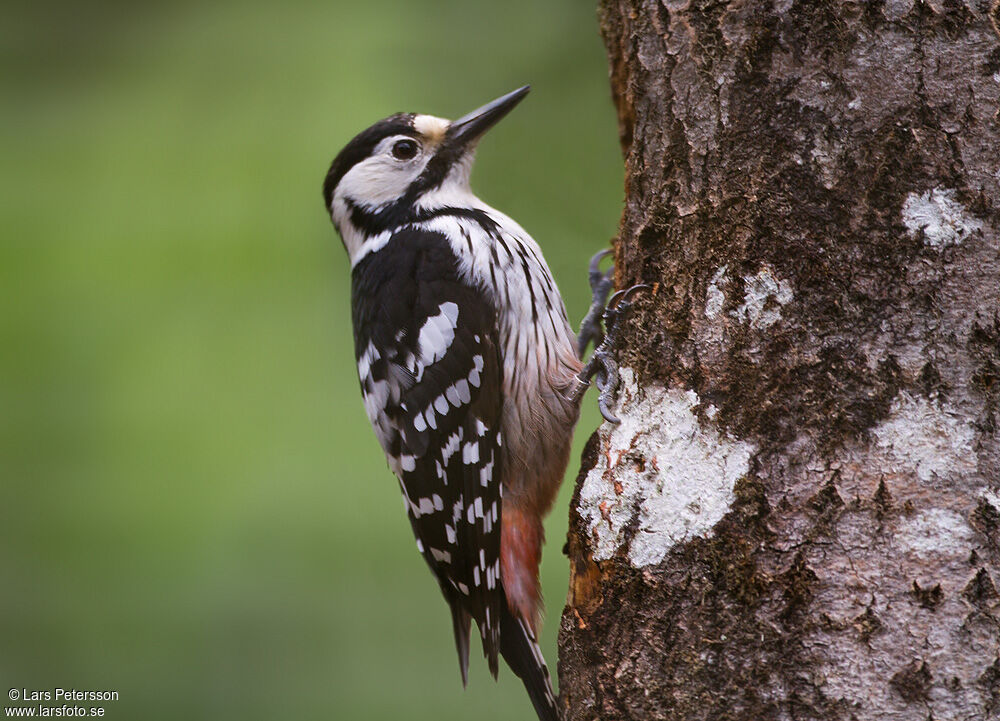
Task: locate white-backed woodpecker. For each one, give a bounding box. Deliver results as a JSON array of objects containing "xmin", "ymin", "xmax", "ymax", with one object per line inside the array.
[{"xmin": 322, "ymin": 86, "xmax": 637, "ymax": 721}]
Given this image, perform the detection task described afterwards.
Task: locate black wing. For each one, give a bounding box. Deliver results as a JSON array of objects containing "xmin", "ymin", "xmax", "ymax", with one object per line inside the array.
[{"xmin": 351, "ymin": 226, "xmax": 504, "ymax": 678}]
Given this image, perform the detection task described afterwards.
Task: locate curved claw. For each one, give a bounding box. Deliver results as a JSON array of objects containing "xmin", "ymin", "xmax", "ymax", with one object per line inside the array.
[
  {"xmin": 588, "ymin": 249, "xmax": 614, "ymax": 284},
  {"xmin": 606, "ymin": 283, "xmax": 651, "ymax": 313},
  {"xmin": 598, "ymin": 395, "xmax": 620, "ymax": 424},
  {"xmin": 594, "ymin": 355, "xmax": 622, "ymax": 424}
]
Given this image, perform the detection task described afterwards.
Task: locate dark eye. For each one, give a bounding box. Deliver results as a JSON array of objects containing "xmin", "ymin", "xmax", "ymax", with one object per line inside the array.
[{"xmin": 391, "ymin": 138, "xmax": 419, "ymax": 160}]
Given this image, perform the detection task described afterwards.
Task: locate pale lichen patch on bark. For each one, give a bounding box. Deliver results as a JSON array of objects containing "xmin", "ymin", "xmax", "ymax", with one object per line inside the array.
[
  {"xmin": 730, "ymin": 265, "xmax": 794, "ymax": 330},
  {"xmin": 872, "ymin": 391, "xmax": 977, "ymax": 482},
  {"xmin": 578, "ymin": 368, "xmax": 756, "ymax": 567},
  {"xmin": 901, "ymin": 187, "xmax": 983, "ymax": 248},
  {"xmin": 982, "ymin": 488, "xmax": 1000, "ymax": 514},
  {"xmin": 896, "ymin": 508, "xmax": 976, "ymax": 559},
  {"xmin": 704, "ymin": 265, "xmax": 728, "ymax": 319}
]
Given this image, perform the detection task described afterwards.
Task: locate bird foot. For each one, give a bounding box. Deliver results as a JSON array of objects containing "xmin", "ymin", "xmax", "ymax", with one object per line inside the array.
[
  {"xmin": 573, "ymin": 283, "xmax": 648, "ymax": 423},
  {"xmin": 576, "ymin": 249, "xmax": 615, "ymax": 359}
]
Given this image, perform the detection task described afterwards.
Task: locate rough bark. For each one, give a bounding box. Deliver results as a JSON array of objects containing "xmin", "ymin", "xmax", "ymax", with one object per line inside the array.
[{"xmin": 558, "ymin": 2, "xmax": 1000, "ymax": 720}]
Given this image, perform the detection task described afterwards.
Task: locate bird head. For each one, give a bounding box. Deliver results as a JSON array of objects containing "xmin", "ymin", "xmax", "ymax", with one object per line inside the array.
[{"xmin": 323, "ymin": 86, "xmax": 530, "ymax": 261}]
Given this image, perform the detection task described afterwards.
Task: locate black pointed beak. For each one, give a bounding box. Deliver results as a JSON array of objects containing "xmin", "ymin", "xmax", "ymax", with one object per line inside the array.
[{"xmin": 447, "ymin": 85, "xmax": 530, "ymax": 150}]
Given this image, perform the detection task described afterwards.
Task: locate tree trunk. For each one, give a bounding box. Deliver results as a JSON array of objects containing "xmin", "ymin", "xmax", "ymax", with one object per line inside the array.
[{"xmin": 558, "ymin": 2, "xmax": 1000, "ymax": 720}]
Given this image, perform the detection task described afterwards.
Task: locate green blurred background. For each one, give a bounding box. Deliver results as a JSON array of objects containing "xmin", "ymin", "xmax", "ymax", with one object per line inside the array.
[{"xmin": 0, "ymin": 1, "xmax": 621, "ymax": 718}]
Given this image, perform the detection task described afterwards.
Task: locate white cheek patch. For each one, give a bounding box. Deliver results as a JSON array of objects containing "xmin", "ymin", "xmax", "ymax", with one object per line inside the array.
[{"xmin": 339, "ymin": 156, "xmax": 418, "ymax": 207}]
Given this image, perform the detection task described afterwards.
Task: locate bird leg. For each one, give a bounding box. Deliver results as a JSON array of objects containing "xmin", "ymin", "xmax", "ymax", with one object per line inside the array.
[
  {"xmin": 576, "ymin": 249, "xmax": 615, "ymax": 359},
  {"xmin": 572, "ymin": 273, "xmax": 648, "ymax": 423}
]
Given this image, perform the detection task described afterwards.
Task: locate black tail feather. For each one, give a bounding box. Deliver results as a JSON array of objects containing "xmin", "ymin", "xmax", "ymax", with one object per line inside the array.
[
  {"xmin": 499, "ymin": 602, "xmax": 561, "ymax": 721},
  {"xmin": 449, "ymin": 602, "xmax": 472, "ymax": 687}
]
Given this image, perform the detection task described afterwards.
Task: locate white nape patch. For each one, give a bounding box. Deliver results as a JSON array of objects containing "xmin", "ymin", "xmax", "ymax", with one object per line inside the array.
[
  {"xmin": 901, "ymin": 187, "xmax": 982, "ymax": 248},
  {"xmin": 731, "ymin": 265, "xmax": 793, "ymax": 330},
  {"xmin": 705, "ymin": 265, "xmax": 728, "ymax": 318},
  {"xmin": 416, "ymin": 302, "xmax": 459, "ymax": 374},
  {"xmin": 412, "ymin": 114, "xmax": 449, "ymax": 141},
  {"xmin": 873, "ymin": 392, "xmax": 976, "ymax": 482},
  {"xmin": 578, "ymin": 368, "xmax": 756, "ymax": 567},
  {"xmin": 896, "ymin": 509, "xmax": 975, "ymax": 559}
]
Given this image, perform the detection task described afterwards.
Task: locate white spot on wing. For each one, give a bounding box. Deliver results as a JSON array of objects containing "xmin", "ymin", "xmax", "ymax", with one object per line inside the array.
[
  {"xmin": 442, "ymin": 431, "xmax": 462, "ymax": 464},
  {"xmin": 417, "ymin": 302, "xmax": 459, "ymax": 374},
  {"xmin": 429, "ymin": 546, "xmax": 452, "ymax": 564},
  {"xmin": 357, "ymin": 342, "xmax": 380, "ymax": 381},
  {"xmin": 480, "ymin": 461, "xmax": 493, "ymax": 486},
  {"xmin": 455, "ymin": 379, "xmax": 471, "ymax": 403}
]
